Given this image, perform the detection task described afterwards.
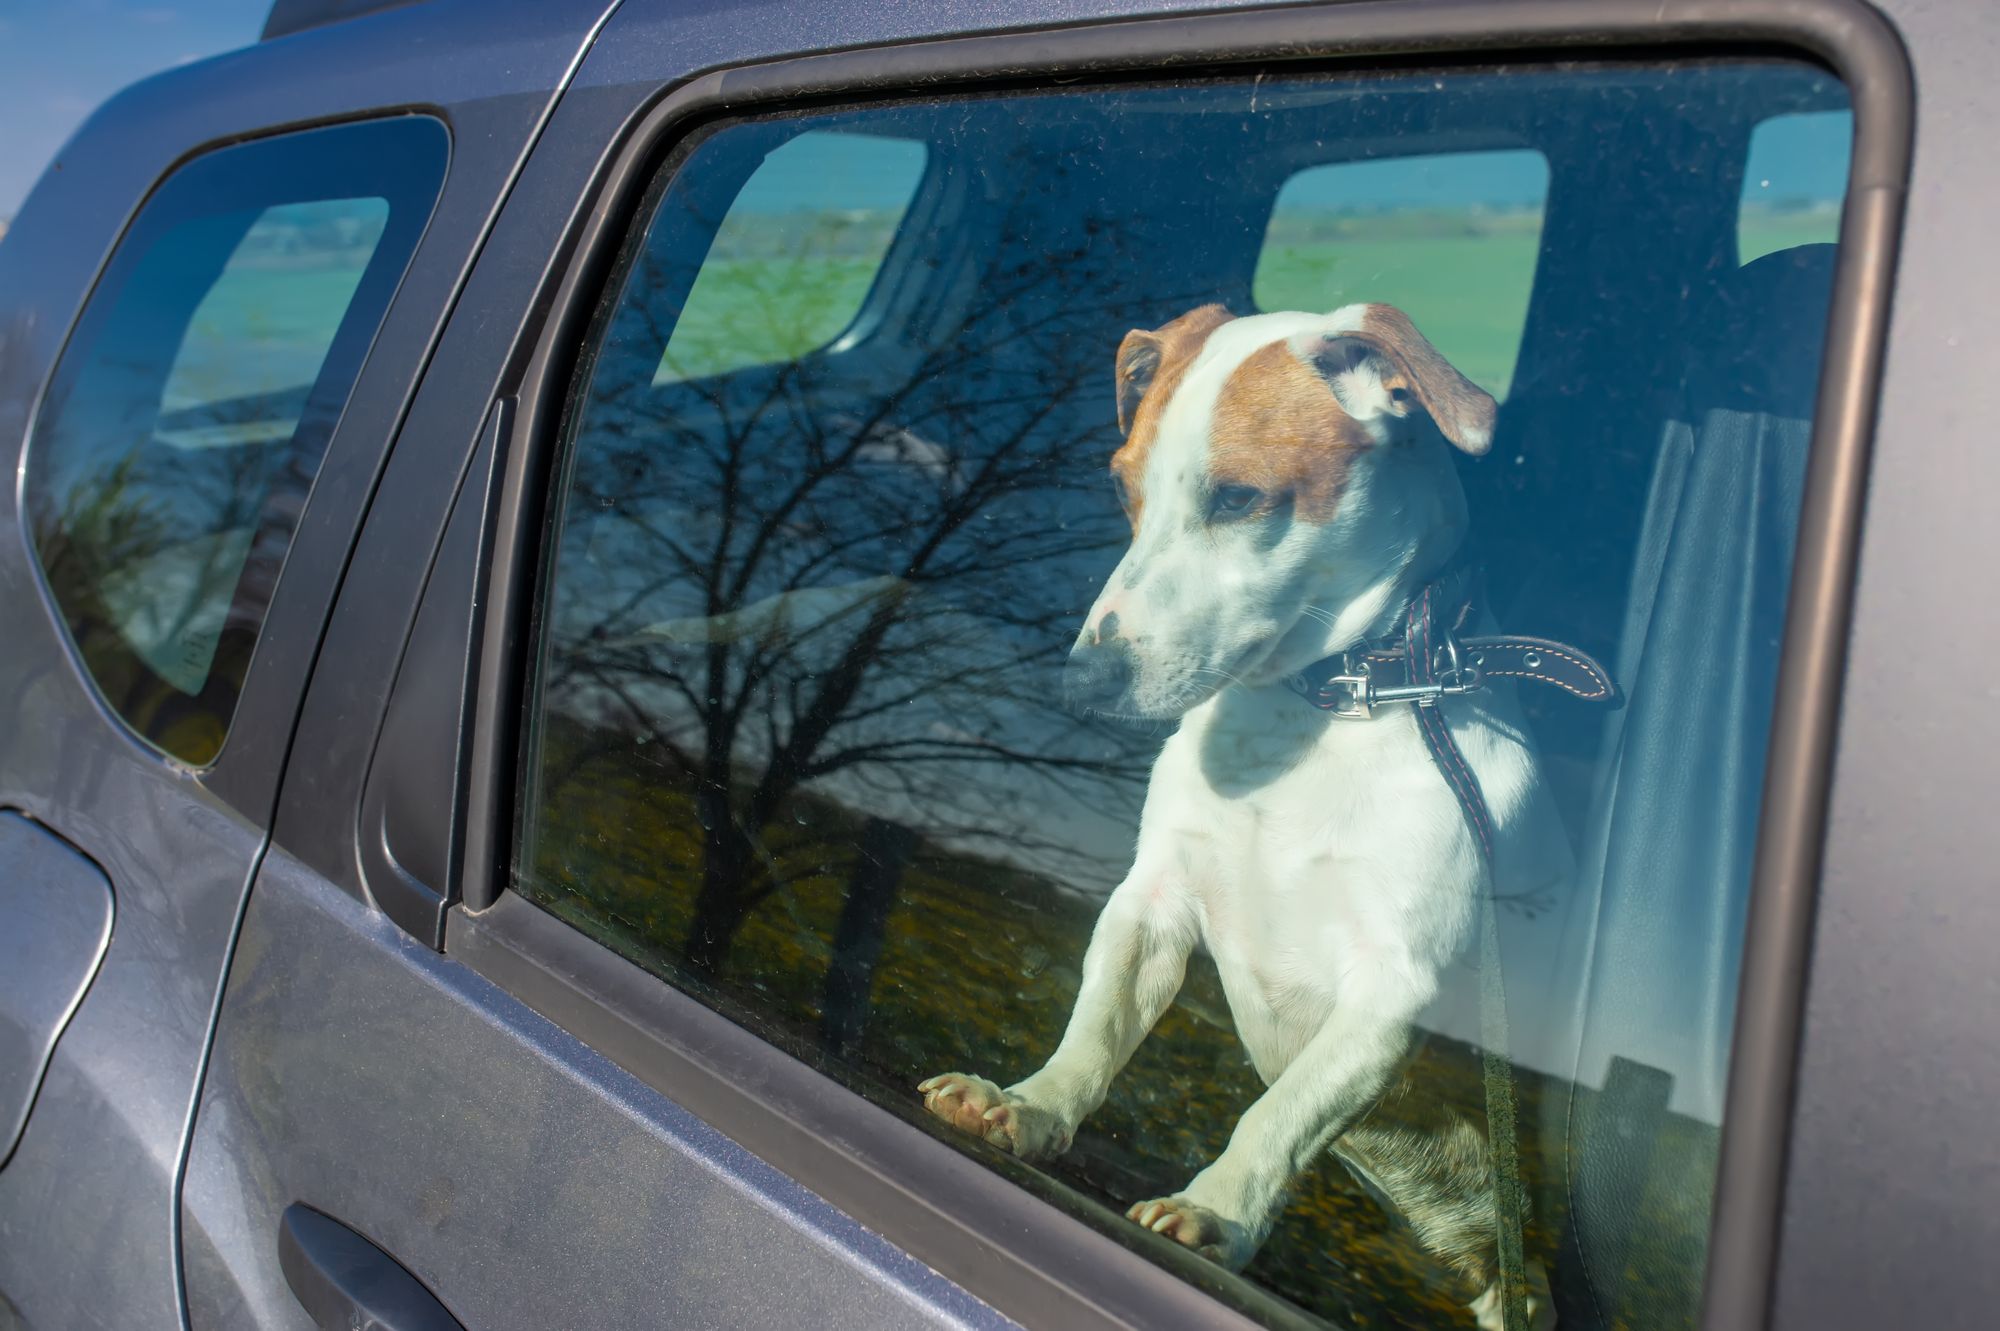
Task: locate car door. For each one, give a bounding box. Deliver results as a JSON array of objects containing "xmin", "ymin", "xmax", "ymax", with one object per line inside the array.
[
  {"xmin": 0, "ymin": 4, "xmax": 617, "ymax": 1327},
  {"xmin": 179, "ymin": 1, "xmax": 1906, "ymax": 1329}
]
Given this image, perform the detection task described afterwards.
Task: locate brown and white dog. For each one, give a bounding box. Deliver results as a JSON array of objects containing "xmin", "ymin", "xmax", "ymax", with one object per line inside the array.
[{"xmin": 921, "ymin": 303, "xmax": 1556, "ymax": 1328}]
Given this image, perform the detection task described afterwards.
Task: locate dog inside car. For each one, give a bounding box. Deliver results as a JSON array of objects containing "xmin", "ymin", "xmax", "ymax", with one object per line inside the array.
[{"xmin": 920, "ymin": 302, "xmax": 1566, "ymax": 1329}]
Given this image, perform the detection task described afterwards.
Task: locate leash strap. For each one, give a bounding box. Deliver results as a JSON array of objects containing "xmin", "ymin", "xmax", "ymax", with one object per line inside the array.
[
  {"xmin": 1403, "ymin": 583, "xmax": 1499, "ymax": 861},
  {"xmin": 1403, "ymin": 583, "xmax": 1531, "ymax": 1331},
  {"xmin": 1290, "ymin": 576, "xmax": 1612, "ymax": 1330},
  {"xmin": 1479, "ymin": 884, "xmax": 1533, "ymax": 1331}
]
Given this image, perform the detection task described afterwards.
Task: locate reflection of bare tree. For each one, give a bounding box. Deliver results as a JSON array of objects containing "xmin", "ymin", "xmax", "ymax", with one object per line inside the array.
[
  {"xmin": 32, "ymin": 379, "xmax": 314, "ymax": 759},
  {"xmin": 537, "ymin": 213, "xmax": 1170, "ymax": 982}
]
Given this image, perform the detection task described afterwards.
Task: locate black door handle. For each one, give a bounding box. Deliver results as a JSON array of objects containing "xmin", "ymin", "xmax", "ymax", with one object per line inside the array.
[{"xmin": 278, "ymin": 1203, "xmax": 466, "ymax": 1331}]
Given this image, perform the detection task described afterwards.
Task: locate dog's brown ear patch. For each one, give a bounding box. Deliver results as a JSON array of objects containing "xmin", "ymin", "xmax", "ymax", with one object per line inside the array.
[
  {"xmin": 1210, "ymin": 341, "xmax": 1376, "ymax": 524},
  {"xmin": 1115, "ymin": 331, "xmax": 1163, "ymax": 437},
  {"xmin": 1114, "ymin": 303, "xmax": 1233, "ymax": 438},
  {"xmin": 1303, "ymin": 304, "xmax": 1496, "ymax": 455},
  {"xmin": 1110, "ymin": 303, "xmax": 1234, "ymax": 524}
]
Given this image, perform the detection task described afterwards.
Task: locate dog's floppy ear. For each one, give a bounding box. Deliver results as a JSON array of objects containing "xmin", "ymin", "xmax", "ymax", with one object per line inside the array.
[
  {"xmin": 1114, "ymin": 304, "xmax": 1236, "ymax": 437},
  {"xmin": 1294, "ymin": 304, "xmax": 1496, "ymax": 455},
  {"xmin": 1114, "ymin": 330, "xmax": 1163, "ymax": 437}
]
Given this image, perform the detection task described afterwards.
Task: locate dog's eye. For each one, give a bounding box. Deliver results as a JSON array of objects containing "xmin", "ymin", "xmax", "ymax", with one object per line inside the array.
[{"xmin": 1210, "ymin": 485, "xmax": 1261, "ymax": 519}]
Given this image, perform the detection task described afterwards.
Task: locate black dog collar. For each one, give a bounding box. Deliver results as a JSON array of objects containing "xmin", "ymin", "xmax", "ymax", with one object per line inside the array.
[
  {"xmin": 1282, "ymin": 572, "xmax": 1618, "ymax": 861},
  {"xmin": 1284, "ymin": 573, "xmax": 1617, "ymax": 719}
]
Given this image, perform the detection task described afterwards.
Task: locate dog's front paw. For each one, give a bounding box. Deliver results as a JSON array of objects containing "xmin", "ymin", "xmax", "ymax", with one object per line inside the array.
[
  {"xmin": 918, "ymin": 1072, "xmax": 1073, "ymax": 1160},
  {"xmin": 1125, "ymin": 1196, "xmax": 1255, "ymax": 1269}
]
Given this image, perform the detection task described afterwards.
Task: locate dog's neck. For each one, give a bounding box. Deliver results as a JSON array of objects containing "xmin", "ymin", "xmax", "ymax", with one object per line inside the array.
[
  {"xmin": 1258, "ymin": 541, "xmax": 1457, "ymax": 685},
  {"xmin": 1191, "ymin": 560, "xmax": 1445, "ymax": 795}
]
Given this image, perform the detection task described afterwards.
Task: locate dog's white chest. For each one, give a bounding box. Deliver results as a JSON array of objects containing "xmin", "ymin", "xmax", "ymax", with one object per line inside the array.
[{"xmin": 1144, "ymin": 690, "xmax": 1502, "ymax": 1082}]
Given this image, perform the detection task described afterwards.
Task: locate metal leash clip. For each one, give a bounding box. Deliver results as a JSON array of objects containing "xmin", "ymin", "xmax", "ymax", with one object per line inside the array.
[{"xmin": 1312, "ymin": 640, "xmax": 1485, "ymax": 720}]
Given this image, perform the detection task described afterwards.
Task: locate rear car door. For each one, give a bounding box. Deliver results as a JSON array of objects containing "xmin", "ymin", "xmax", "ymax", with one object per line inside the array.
[
  {"xmin": 181, "ymin": 1, "xmax": 1909, "ymax": 1329},
  {"xmin": 0, "ymin": 4, "xmax": 615, "ymax": 1326}
]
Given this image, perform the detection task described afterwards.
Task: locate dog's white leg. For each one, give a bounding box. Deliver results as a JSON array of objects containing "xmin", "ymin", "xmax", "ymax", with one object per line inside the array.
[
  {"xmin": 1127, "ymin": 987, "xmax": 1424, "ymax": 1268},
  {"xmin": 921, "ymin": 862, "xmax": 1199, "ymax": 1159}
]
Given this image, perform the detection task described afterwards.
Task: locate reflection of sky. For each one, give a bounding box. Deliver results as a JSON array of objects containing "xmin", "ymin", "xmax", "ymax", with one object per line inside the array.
[
  {"xmin": 1275, "ymin": 149, "xmax": 1548, "ymax": 211},
  {"xmin": 161, "ymin": 198, "xmax": 387, "ymax": 420},
  {"xmin": 0, "ymin": 1, "xmax": 270, "ymax": 221},
  {"xmin": 716, "ymin": 112, "xmax": 1852, "ymax": 218},
  {"xmin": 724, "ymin": 132, "xmax": 930, "ymax": 216},
  {"xmin": 1742, "ymin": 110, "xmax": 1852, "ymax": 205}
]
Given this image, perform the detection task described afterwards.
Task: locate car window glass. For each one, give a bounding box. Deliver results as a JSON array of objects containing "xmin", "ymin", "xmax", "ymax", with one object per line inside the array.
[
  {"xmin": 156, "ymin": 199, "xmax": 390, "ymax": 447},
  {"xmin": 656, "ymin": 130, "xmax": 927, "ymax": 383},
  {"xmin": 1739, "ymin": 109, "xmax": 1850, "ymax": 261},
  {"xmin": 25, "ymin": 117, "xmax": 447, "ymax": 765},
  {"xmin": 1254, "ymin": 149, "xmax": 1548, "ymax": 398},
  {"xmin": 517, "ymin": 64, "xmax": 1851, "ymax": 1330}
]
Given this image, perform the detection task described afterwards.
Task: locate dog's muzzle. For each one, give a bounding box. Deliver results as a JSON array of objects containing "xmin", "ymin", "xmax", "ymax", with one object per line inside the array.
[{"xmin": 1064, "ymin": 639, "xmax": 1136, "ymax": 715}]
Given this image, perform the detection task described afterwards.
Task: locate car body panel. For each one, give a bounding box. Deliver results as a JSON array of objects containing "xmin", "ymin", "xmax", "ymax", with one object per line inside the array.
[
  {"xmin": 0, "ymin": 812, "xmax": 113, "ymax": 1166},
  {"xmin": 0, "ymin": 2, "xmax": 615, "ymax": 1326},
  {"xmin": 1770, "ymin": 0, "xmax": 2000, "ymax": 1323},
  {"xmin": 181, "ymin": 849, "xmax": 1008, "ymax": 1329}
]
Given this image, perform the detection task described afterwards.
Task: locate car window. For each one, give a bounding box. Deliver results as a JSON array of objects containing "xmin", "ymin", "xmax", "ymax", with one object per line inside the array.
[
  {"xmin": 1740, "ymin": 109, "xmax": 1850, "ymax": 262},
  {"xmin": 25, "ymin": 117, "xmax": 447, "ymax": 765},
  {"xmin": 516, "ymin": 64, "xmax": 1851, "ymax": 1330},
  {"xmin": 655, "ymin": 129, "xmax": 928, "ymax": 383},
  {"xmin": 1254, "ymin": 149, "xmax": 1548, "ymax": 398}
]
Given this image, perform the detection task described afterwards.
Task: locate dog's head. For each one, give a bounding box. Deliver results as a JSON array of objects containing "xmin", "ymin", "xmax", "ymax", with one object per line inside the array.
[{"xmin": 1066, "ymin": 302, "xmax": 1496, "ymax": 721}]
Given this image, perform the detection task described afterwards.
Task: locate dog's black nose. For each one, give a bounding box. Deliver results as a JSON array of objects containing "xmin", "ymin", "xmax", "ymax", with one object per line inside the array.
[{"xmin": 1065, "ymin": 640, "xmax": 1134, "ymax": 714}]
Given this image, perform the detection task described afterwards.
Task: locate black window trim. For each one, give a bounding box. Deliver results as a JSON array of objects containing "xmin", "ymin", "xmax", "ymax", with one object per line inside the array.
[{"xmin": 449, "ymin": 3, "xmax": 1912, "ymax": 1328}]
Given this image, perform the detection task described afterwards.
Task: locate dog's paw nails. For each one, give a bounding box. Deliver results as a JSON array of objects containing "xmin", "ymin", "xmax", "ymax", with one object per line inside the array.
[
  {"xmin": 919, "ymin": 1071, "xmax": 1005, "ymax": 1136},
  {"xmin": 1123, "ymin": 1197, "xmax": 1248, "ymax": 1268},
  {"xmin": 980, "ymin": 1104, "xmax": 1020, "ymax": 1147},
  {"xmin": 919, "ymin": 1072, "xmax": 1071, "ymax": 1159}
]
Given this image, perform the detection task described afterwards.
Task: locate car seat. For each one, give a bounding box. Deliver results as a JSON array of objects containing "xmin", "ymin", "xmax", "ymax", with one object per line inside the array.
[{"xmin": 1541, "ymin": 243, "xmax": 1838, "ymax": 1326}]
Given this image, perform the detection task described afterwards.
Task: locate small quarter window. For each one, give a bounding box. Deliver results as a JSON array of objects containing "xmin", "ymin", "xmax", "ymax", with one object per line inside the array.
[
  {"xmin": 26, "ymin": 117, "xmax": 447, "ymax": 765},
  {"xmin": 655, "ymin": 130, "xmax": 927, "ymax": 383},
  {"xmin": 1254, "ymin": 149, "xmax": 1548, "ymax": 398},
  {"xmin": 1739, "ymin": 110, "xmax": 1851, "ymax": 262}
]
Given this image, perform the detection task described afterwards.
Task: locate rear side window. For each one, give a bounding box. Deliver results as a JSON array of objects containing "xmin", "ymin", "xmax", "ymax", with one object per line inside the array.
[
  {"xmin": 25, "ymin": 117, "xmax": 446, "ymax": 766},
  {"xmin": 1254, "ymin": 149, "xmax": 1548, "ymax": 398},
  {"xmin": 517, "ymin": 63, "xmax": 1851, "ymax": 1331},
  {"xmin": 1739, "ymin": 109, "xmax": 1850, "ymax": 261}
]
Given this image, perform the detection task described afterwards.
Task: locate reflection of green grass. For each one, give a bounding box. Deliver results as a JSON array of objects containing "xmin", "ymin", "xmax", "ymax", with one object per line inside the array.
[
  {"xmin": 164, "ymin": 262, "xmax": 372, "ymax": 410},
  {"xmin": 1739, "ymin": 215, "xmax": 1841, "ymax": 263},
  {"xmin": 525, "ymin": 716, "xmax": 1719, "ymax": 1329},
  {"xmin": 653, "ymin": 234, "xmax": 1542, "ymax": 398},
  {"xmin": 1254, "ymin": 232, "xmax": 1544, "ymax": 400},
  {"xmin": 656, "ymin": 208, "xmax": 1841, "ymax": 401},
  {"xmin": 657, "ymin": 255, "xmax": 887, "ymax": 383},
  {"xmin": 655, "ymin": 230, "xmax": 1545, "ymax": 399}
]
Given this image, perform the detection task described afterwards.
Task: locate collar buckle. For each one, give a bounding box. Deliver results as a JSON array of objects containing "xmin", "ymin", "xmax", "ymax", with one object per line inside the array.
[
  {"xmin": 1296, "ymin": 648, "xmax": 1486, "ymax": 721},
  {"xmin": 1314, "ymin": 667, "xmax": 1378, "ymax": 720}
]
